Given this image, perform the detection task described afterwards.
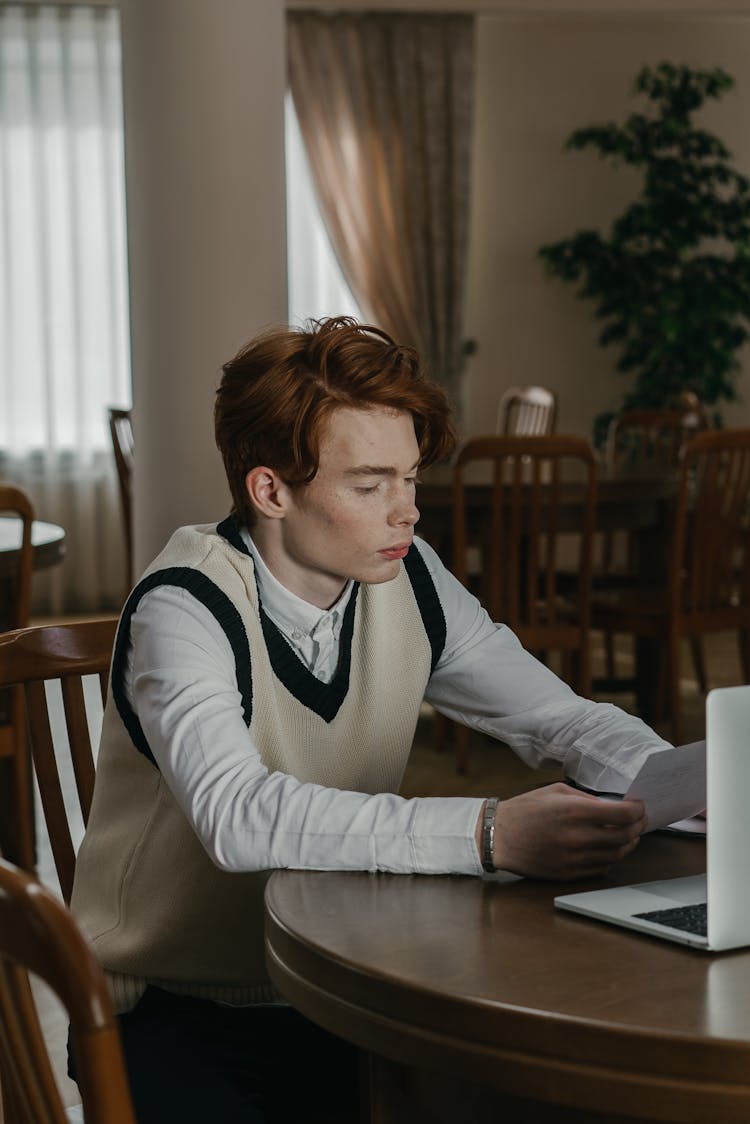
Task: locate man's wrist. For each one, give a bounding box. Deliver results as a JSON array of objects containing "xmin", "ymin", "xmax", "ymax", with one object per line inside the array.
[{"xmin": 481, "ymin": 797, "xmax": 499, "ymax": 873}]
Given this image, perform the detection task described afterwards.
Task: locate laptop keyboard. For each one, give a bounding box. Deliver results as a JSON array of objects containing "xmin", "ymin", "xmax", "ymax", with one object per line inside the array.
[{"xmin": 633, "ymin": 902, "xmax": 708, "ymax": 937}]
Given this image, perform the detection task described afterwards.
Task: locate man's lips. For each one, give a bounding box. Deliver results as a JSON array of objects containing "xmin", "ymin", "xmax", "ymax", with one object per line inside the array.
[{"xmin": 379, "ymin": 543, "xmax": 411, "ymax": 560}]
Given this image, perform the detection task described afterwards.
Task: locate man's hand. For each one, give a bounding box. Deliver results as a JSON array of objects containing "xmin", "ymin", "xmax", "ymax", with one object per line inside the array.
[{"xmin": 480, "ymin": 783, "xmax": 647, "ymax": 880}]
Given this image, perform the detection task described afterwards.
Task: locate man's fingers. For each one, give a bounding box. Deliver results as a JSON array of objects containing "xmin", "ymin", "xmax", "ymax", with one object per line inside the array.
[
  {"xmin": 575, "ymin": 826, "xmax": 643, "ymax": 856},
  {"xmin": 586, "ymin": 797, "xmax": 646, "ymax": 825},
  {"xmin": 558, "ymin": 834, "xmax": 642, "ymax": 880},
  {"xmin": 584, "ymin": 823, "xmax": 644, "ymax": 851},
  {"xmin": 555, "ymin": 785, "xmax": 646, "ymax": 826}
]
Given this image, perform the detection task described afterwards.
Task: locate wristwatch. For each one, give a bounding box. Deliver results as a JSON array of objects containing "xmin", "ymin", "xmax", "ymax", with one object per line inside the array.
[{"xmin": 481, "ymin": 797, "xmax": 499, "ymax": 873}]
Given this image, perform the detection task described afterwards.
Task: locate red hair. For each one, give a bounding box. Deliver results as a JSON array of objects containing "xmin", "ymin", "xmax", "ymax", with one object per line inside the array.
[{"xmin": 215, "ymin": 317, "xmax": 456, "ymax": 526}]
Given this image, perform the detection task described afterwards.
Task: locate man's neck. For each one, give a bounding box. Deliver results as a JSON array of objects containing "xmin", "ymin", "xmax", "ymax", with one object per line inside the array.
[{"xmin": 247, "ymin": 523, "xmax": 347, "ymax": 610}]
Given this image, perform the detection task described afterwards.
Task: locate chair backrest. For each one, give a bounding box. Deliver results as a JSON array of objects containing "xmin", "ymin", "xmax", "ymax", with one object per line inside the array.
[
  {"xmin": 0, "ymin": 858, "xmax": 135, "ymax": 1124},
  {"xmin": 0, "ymin": 619, "xmax": 118, "ymax": 905},
  {"xmin": 0, "ymin": 483, "xmax": 35, "ymax": 631},
  {"xmin": 671, "ymin": 429, "xmax": 750, "ymax": 622},
  {"xmin": 607, "ymin": 405, "xmax": 710, "ymax": 470},
  {"xmin": 496, "ymin": 386, "xmax": 558, "ymax": 437},
  {"xmin": 452, "ymin": 435, "xmax": 598, "ymax": 693},
  {"xmin": 108, "ymin": 407, "xmax": 134, "ymax": 590}
]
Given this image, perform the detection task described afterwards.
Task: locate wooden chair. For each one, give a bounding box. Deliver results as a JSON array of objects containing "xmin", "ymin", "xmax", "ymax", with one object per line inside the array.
[
  {"xmin": 0, "ymin": 618, "xmax": 118, "ymax": 904},
  {"xmin": 599, "ymin": 403, "xmax": 712, "ymax": 682},
  {"xmin": 602, "ymin": 406, "xmax": 707, "ymax": 581},
  {"xmin": 496, "ymin": 385, "xmax": 558, "ymax": 437},
  {"xmin": 592, "ymin": 429, "xmax": 750, "ymax": 745},
  {"xmin": 445, "ymin": 434, "xmax": 598, "ymax": 772},
  {"xmin": 108, "ymin": 407, "xmax": 134, "ymax": 591},
  {"xmin": 0, "ymin": 485, "xmax": 36, "ymax": 869},
  {"xmin": 0, "ymin": 858, "xmax": 135, "ymax": 1124},
  {"xmin": 605, "ymin": 406, "xmax": 709, "ymax": 472}
]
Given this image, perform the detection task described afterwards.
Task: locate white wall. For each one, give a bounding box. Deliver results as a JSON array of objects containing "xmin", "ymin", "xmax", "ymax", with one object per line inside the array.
[
  {"xmin": 120, "ymin": 0, "xmax": 287, "ymax": 569},
  {"xmin": 463, "ymin": 14, "xmax": 750, "ymax": 439}
]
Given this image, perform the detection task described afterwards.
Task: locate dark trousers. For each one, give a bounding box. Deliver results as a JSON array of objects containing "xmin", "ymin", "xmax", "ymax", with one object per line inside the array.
[{"xmin": 69, "ymin": 986, "xmax": 359, "ymax": 1124}]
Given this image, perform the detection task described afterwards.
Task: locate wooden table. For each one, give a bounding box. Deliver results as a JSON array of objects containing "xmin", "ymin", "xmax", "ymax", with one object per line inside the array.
[
  {"xmin": 265, "ymin": 835, "xmax": 750, "ymax": 1123},
  {"xmin": 0, "ymin": 517, "xmax": 66, "ymax": 579},
  {"xmin": 416, "ymin": 461, "xmax": 675, "ymax": 561}
]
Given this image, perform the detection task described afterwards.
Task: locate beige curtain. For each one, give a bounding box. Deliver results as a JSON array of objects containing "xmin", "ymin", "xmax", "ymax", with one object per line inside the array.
[{"xmin": 287, "ymin": 11, "xmax": 475, "ymax": 401}]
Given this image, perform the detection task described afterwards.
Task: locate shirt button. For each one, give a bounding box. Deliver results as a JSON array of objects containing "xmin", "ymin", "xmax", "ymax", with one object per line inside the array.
[{"xmin": 292, "ymin": 630, "xmax": 303, "ymax": 641}]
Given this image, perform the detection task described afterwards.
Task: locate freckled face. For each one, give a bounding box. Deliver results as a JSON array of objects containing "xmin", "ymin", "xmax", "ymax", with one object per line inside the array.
[{"xmin": 277, "ymin": 406, "xmax": 421, "ymax": 608}]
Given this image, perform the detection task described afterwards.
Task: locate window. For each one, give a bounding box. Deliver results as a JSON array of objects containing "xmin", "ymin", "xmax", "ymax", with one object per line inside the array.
[
  {"xmin": 285, "ymin": 92, "xmax": 361, "ymax": 327},
  {"xmin": 0, "ymin": 5, "xmax": 131, "ymax": 611},
  {"xmin": 1, "ymin": 4, "xmax": 131, "ymax": 455}
]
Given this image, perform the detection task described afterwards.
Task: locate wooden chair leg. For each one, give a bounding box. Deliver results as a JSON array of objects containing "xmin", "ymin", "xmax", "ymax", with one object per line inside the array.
[
  {"xmin": 577, "ymin": 642, "xmax": 592, "ymax": 699},
  {"xmin": 1, "ymin": 1069, "xmax": 13, "ymax": 1124},
  {"xmin": 455, "ymin": 724, "xmax": 470, "ymax": 775},
  {"xmin": 689, "ymin": 637, "xmax": 708, "ymax": 695},
  {"xmin": 668, "ymin": 629, "xmax": 683, "ymax": 746},
  {"xmin": 433, "ymin": 711, "xmax": 470, "ymax": 773},
  {"xmin": 604, "ymin": 630, "xmax": 616, "ymax": 680},
  {"xmin": 433, "ymin": 710, "xmax": 452, "ymax": 754},
  {"xmin": 739, "ymin": 629, "xmax": 750, "ymax": 684}
]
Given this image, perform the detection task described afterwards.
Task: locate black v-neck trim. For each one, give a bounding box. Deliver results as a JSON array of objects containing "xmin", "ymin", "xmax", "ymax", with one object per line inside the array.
[
  {"xmin": 258, "ymin": 588, "xmax": 359, "ymax": 723},
  {"xmin": 217, "ymin": 514, "xmax": 249, "ymax": 555},
  {"xmin": 217, "ymin": 514, "xmax": 361, "ymax": 723},
  {"xmin": 111, "ymin": 564, "xmax": 253, "ymax": 768},
  {"xmin": 403, "ymin": 543, "xmax": 447, "ymax": 673}
]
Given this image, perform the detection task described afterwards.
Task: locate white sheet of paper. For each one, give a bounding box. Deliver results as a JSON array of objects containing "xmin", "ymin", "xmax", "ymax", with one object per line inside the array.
[
  {"xmin": 660, "ymin": 816, "xmax": 707, "ymax": 837},
  {"xmin": 623, "ymin": 740, "xmax": 706, "ymax": 831}
]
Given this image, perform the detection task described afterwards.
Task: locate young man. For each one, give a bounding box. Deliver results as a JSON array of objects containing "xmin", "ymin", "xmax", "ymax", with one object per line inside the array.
[{"xmin": 72, "ymin": 317, "xmax": 658, "ymax": 1122}]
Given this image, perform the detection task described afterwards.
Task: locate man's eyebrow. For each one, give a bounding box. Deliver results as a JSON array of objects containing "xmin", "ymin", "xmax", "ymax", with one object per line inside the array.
[{"xmin": 345, "ymin": 461, "xmax": 420, "ymax": 477}]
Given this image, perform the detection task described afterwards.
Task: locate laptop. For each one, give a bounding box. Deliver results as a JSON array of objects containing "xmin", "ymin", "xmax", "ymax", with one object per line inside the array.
[{"xmin": 554, "ymin": 685, "xmax": 750, "ymax": 951}]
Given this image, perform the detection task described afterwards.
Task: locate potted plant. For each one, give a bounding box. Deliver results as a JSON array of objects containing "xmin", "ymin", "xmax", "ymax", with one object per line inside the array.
[{"xmin": 539, "ymin": 63, "xmax": 750, "ymax": 445}]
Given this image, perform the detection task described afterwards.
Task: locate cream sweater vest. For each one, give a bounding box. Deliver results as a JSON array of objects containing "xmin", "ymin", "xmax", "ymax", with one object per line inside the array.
[{"xmin": 71, "ymin": 519, "xmax": 446, "ymax": 1011}]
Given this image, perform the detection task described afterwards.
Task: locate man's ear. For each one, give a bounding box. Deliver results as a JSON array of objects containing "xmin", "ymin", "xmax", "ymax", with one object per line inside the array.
[{"xmin": 244, "ymin": 467, "xmax": 291, "ymax": 521}]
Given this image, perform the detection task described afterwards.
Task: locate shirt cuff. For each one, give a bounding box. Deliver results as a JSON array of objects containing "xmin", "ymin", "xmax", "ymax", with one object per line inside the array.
[{"xmin": 411, "ymin": 796, "xmax": 485, "ymax": 876}]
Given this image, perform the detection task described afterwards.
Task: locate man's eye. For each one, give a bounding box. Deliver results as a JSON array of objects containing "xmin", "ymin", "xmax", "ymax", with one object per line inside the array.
[{"xmin": 356, "ymin": 484, "xmax": 379, "ymax": 494}]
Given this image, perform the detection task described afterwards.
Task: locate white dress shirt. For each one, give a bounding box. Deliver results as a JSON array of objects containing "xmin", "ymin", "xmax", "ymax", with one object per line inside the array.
[{"xmin": 125, "ymin": 532, "xmax": 671, "ymax": 877}]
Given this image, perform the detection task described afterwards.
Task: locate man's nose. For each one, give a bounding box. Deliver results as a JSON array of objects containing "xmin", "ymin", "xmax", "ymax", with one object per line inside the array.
[{"xmin": 391, "ymin": 489, "xmax": 419, "ymax": 526}]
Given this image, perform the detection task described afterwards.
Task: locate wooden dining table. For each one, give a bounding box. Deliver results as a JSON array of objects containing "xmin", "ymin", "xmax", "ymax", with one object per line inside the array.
[
  {"xmin": 415, "ymin": 460, "xmax": 675, "ymax": 563},
  {"xmin": 0, "ymin": 515, "xmax": 66, "ymax": 637},
  {"xmin": 0, "ymin": 516, "xmax": 66, "ymax": 580},
  {"xmin": 265, "ymin": 833, "xmax": 747, "ymax": 1124}
]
